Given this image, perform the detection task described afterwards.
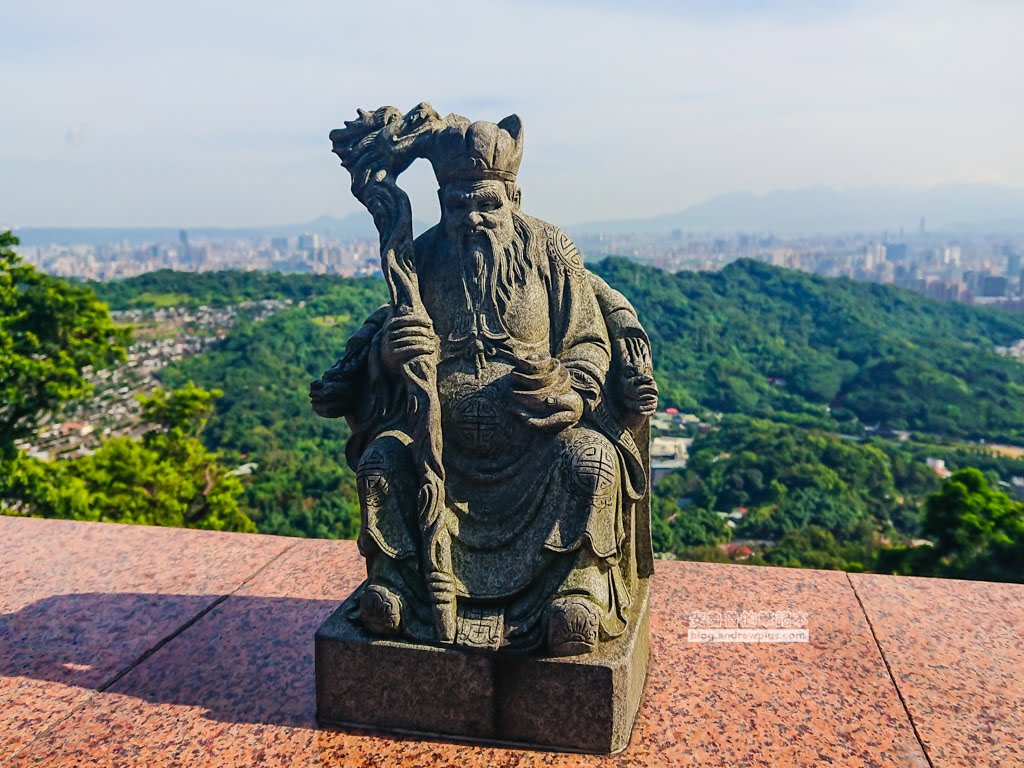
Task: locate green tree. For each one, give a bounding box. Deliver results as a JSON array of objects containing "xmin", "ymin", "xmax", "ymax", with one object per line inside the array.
[
  {"xmin": 140, "ymin": 381, "xmax": 222, "ymax": 439},
  {"xmin": 650, "ymin": 470, "xmax": 731, "ymax": 554},
  {"xmin": 0, "ymin": 231, "xmax": 127, "ymax": 460},
  {"xmin": 762, "ymin": 526, "xmax": 850, "ymax": 570},
  {"xmin": 876, "ymin": 468, "xmax": 1024, "ymax": 583},
  {"xmin": 16, "ymin": 384, "xmax": 254, "ymax": 532},
  {"xmin": 921, "ymin": 468, "xmax": 1023, "ymax": 580},
  {"xmin": 155, "ymin": 277, "xmax": 387, "ymax": 538}
]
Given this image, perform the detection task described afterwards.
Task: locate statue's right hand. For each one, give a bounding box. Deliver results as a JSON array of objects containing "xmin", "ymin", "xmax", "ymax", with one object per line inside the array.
[
  {"xmin": 510, "ymin": 356, "xmax": 583, "ymax": 432},
  {"xmin": 381, "ymin": 314, "xmax": 438, "ymax": 373}
]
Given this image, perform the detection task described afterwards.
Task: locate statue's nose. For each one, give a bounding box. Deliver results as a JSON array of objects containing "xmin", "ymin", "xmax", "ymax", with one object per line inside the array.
[{"xmin": 465, "ymin": 212, "xmax": 483, "ymax": 228}]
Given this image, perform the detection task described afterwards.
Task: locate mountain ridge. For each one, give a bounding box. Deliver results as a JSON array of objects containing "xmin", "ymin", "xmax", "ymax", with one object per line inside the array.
[
  {"xmin": 12, "ymin": 184, "xmax": 1024, "ymax": 245},
  {"xmin": 571, "ymin": 183, "xmax": 1024, "ymax": 235}
]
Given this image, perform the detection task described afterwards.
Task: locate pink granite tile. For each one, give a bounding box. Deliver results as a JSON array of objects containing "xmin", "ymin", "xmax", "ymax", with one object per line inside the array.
[
  {"xmin": 9, "ymin": 542, "xmax": 929, "ymax": 768},
  {"xmin": 850, "ymin": 573, "xmax": 1024, "ymax": 768},
  {"xmin": 0, "ymin": 517, "xmax": 293, "ymax": 761}
]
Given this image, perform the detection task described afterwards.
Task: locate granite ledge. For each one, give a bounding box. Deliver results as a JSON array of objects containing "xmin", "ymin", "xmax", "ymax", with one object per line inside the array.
[{"xmin": 0, "ymin": 516, "xmax": 1020, "ymax": 767}]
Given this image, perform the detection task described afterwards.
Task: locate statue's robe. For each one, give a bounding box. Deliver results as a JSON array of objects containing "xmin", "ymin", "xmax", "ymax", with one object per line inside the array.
[{"xmin": 341, "ymin": 214, "xmax": 652, "ymax": 650}]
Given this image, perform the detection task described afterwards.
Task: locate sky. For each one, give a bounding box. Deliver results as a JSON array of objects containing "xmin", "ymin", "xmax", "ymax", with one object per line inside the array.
[{"xmin": 2, "ymin": 0, "xmax": 1022, "ymax": 228}]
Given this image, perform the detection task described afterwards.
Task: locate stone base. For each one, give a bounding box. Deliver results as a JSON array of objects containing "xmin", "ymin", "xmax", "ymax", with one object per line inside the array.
[{"xmin": 315, "ymin": 580, "xmax": 650, "ymax": 754}]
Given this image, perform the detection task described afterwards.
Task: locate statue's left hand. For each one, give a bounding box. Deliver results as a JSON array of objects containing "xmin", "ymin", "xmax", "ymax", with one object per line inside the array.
[
  {"xmin": 623, "ymin": 374, "xmax": 659, "ymax": 417},
  {"xmin": 510, "ymin": 357, "xmax": 583, "ymax": 432},
  {"xmin": 309, "ymin": 377, "xmax": 354, "ymax": 419},
  {"xmin": 615, "ymin": 336, "xmax": 658, "ymax": 417}
]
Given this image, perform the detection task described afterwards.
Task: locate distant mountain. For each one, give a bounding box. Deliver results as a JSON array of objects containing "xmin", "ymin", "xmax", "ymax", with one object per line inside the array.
[
  {"xmin": 572, "ymin": 184, "xmax": 1024, "ymax": 235},
  {"xmin": 10, "ymin": 211, "xmax": 403, "ymax": 247},
  {"xmin": 14, "ymin": 183, "xmax": 1024, "ymax": 245}
]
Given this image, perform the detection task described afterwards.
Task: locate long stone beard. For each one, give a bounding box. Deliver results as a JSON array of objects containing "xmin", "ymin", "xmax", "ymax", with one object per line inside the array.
[{"xmin": 456, "ymin": 214, "xmax": 532, "ymax": 312}]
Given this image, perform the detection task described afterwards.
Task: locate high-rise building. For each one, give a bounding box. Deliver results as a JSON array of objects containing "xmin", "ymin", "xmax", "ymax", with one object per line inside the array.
[
  {"xmin": 884, "ymin": 243, "xmax": 908, "ymax": 261},
  {"xmin": 980, "ymin": 275, "xmax": 1009, "ymax": 298},
  {"xmin": 1007, "ymin": 250, "xmax": 1022, "ymax": 280}
]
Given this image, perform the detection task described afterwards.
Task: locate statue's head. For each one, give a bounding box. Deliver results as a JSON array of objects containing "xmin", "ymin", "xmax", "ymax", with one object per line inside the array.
[
  {"xmin": 439, "ymin": 179, "xmax": 516, "ymax": 245},
  {"xmin": 430, "ymin": 115, "xmax": 524, "ymax": 246}
]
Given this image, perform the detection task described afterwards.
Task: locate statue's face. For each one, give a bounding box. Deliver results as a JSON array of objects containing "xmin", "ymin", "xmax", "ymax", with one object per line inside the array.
[{"xmin": 440, "ymin": 180, "xmax": 515, "ymax": 244}]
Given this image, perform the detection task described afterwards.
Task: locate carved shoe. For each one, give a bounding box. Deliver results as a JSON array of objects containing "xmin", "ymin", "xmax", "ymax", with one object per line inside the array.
[
  {"xmin": 357, "ymin": 584, "xmax": 402, "ymax": 636},
  {"xmin": 546, "ymin": 596, "xmax": 600, "ymax": 656}
]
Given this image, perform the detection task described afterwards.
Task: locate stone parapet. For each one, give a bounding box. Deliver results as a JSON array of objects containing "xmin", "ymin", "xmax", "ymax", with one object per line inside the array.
[{"xmin": 1, "ymin": 516, "xmax": 1020, "ymax": 767}]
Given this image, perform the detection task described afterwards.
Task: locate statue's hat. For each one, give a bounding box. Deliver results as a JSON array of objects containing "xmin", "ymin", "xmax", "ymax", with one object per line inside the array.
[{"xmin": 429, "ymin": 115, "xmax": 524, "ymax": 186}]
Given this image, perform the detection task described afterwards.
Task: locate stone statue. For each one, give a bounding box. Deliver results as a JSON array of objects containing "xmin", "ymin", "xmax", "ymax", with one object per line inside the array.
[{"xmin": 310, "ymin": 103, "xmax": 657, "ymax": 660}]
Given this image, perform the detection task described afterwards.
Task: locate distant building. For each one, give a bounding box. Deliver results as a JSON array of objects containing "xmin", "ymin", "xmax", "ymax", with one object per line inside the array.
[
  {"xmin": 651, "ymin": 435, "xmax": 693, "ymax": 482},
  {"xmin": 979, "ymin": 275, "xmax": 1009, "ymax": 298},
  {"xmin": 718, "ymin": 542, "xmax": 753, "ymax": 560},
  {"xmin": 1007, "ymin": 250, "xmax": 1022, "ymax": 289},
  {"xmin": 298, "ymin": 233, "xmax": 320, "ymax": 252},
  {"xmin": 939, "ymin": 246, "xmax": 962, "ymax": 267},
  {"xmin": 864, "ymin": 243, "xmax": 886, "ymax": 269},
  {"xmin": 884, "ymin": 243, "xmax": 908, "ymax": 261},
  {"xmin": 651, "ymin": 437, "xmax": 692, "ymax": 462}
]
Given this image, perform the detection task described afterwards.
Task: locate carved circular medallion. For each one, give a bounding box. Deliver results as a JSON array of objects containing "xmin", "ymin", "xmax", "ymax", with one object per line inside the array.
[
  {"xmin": 548, "ymin": 228, "xmax": 585, "ymax": 272},
  {"xmin": 451, "ymin": 390, "xmax": 506, "ymax": 455},
  {"xmin": 567, "ymin": 435, "xmax": 617, "ymax": 498},
  {"xmin": 357, "ymin": 449, "xmax": 390, "ymax": 508}
]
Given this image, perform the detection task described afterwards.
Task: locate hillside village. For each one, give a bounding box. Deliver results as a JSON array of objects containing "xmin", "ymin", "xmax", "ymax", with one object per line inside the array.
[{"xmin": 15, "ymin": 300, "xmax": 291, "ymax": 460}]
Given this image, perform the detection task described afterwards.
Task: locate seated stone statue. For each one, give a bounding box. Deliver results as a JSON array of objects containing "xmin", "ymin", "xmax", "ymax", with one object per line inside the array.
[{"xmin": 311, "ymin": 106, "xmax": 657, "ymax": 657}]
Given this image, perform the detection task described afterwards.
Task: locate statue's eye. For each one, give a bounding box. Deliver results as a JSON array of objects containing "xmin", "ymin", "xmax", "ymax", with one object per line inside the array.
[{"xmin": 479, "ymin": 199, "xmax": 499, "ymax": 212}]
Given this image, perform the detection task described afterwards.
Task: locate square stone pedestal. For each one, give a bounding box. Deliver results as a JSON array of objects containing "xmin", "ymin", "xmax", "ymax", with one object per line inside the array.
[{"xmin": 315, "ymin": 581, "xmax": 650, "ymax": 754}]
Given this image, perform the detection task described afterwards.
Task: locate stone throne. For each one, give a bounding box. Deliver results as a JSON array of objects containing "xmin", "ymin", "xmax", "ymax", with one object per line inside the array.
[{"xmin": 309, "ymin": 103, "xmax": 657, "ymax": 753}]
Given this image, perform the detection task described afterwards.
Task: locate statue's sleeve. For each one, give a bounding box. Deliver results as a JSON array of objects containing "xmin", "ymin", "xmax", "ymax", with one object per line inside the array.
[{"xmin": 545, "ymin": 228, "xmax": 610, "ymax": 387}]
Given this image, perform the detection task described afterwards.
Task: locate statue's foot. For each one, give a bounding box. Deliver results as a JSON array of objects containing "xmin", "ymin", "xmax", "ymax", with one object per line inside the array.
[
  {"xmin": 357, "ymin": 584, "xmax": 402, "ymax": 636},
  {"xmin": 546, "ymin": 596, "xmax": 600, "ymax": 656}
]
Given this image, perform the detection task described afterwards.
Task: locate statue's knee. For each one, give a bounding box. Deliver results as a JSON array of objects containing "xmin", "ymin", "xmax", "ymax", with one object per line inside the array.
[
  {"xmin": 357, "ymin": 435, "xmax": 409, "ymax": 508},
  {"xmin": 564, "ymin": 431, "xmax": 618, "ymax": 501}
]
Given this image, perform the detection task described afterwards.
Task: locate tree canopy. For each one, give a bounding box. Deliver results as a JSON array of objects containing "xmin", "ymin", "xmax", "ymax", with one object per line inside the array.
[
  {"xmin": 8, "ymin": 255, "xmax": 1024, "ymax": 583},
  {"xmin": 0, "ymin": 232, "xmax": 128, "ymax": 458},
  {"xmin": 591, "ymin": 257, "xmax": 1024, "ymax": 442},
  {"xmin": 5, "ymin": 382, "xmax": 253, "ymax": 532}
]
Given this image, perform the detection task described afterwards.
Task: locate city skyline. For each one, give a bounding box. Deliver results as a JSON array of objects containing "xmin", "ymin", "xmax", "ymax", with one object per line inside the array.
[{"xmin": 3, "ymin": 0, "xmax": 1024, "ymax": 227}]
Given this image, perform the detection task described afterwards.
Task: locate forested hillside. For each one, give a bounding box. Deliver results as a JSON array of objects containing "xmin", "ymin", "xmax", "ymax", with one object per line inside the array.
[
  {"xmin": 25, "ymin": 257, "xmax": 1024, "ymax": 582},
  {"xmin": 90, "ymin": 269, "xmax": 346, "ymax": 309},
  {"xmin": 158, "ymin": 276, "xmax": 388, "ymax": 538},
  {"xmin": 593, "ymin": 258, "xmax": 1024, "ymax": 441}
]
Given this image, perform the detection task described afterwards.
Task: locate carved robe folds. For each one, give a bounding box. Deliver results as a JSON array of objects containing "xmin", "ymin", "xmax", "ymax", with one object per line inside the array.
[
  {"xmin": 314, "ymin": 102, "xmax": 655, "ymax": 752},
  {"xmin": 334, "ymin": 216, "xmax": 653, "ymax": 652}
]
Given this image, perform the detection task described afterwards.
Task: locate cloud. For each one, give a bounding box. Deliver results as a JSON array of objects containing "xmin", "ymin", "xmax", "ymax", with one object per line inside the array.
[{"xmin": 1, "ymin": 0, "xmax": 1022, "ymax": 227}]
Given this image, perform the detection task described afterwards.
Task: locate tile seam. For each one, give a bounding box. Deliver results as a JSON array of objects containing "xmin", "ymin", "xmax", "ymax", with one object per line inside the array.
[
  {"xmin": 847, "ymin": 572, "xmax": 935, "ymax": 768},
  {"xmin": 1, "ymin": 538, "xmax": 301, "ymax": 766}
]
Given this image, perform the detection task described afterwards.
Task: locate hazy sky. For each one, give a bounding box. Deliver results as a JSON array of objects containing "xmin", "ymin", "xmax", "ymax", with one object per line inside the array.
[{"xmin": 2, "ymin": 0, "xmax": 1022, "ymax": 228}]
